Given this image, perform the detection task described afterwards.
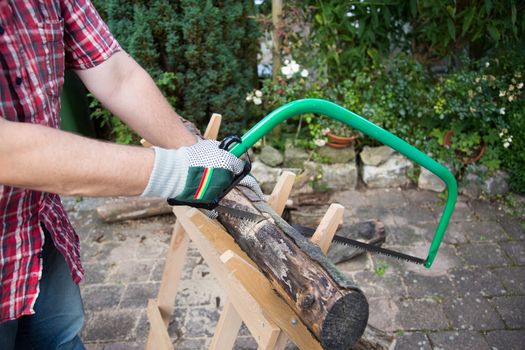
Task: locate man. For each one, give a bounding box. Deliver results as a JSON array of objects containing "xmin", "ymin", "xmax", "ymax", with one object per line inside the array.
[{"xmin": 0, "ymin": 1, "xmax": 261, "ymax": 348}]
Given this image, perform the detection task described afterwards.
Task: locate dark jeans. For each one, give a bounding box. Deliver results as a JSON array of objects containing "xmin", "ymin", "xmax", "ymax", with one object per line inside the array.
[{"xmin": 0, "ymin": 226, "xmax": 85, "ymax": 349}]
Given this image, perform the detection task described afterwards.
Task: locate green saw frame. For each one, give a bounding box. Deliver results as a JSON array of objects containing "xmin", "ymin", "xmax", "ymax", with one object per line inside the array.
[{"xmin": 230, "ymin": 98, "xmax": 457, "ymax": 268}]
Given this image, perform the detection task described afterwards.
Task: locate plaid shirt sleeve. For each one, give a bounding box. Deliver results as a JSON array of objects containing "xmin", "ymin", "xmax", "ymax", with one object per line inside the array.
[{"xmin": 61, "ymin": 0, "xmax": 121, "ymax": 69}]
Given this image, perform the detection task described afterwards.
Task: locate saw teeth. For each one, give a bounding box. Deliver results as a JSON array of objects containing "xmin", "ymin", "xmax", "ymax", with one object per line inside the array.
[{"xmin": 336, "ymin": 240, "xmax": 425, "ymax": 265}]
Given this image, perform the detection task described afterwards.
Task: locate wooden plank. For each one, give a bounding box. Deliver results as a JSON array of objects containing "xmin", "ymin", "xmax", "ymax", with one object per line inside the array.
[
  {"xmin": 175, "ymin": 207, "xmax": 282, "ymax": 347},
  {"xmin": 310, "ymin": 203, "xmax": 345, "ymax": 254},
  {"xmin": 209, "ymin": 298, "xmax": 242, "ymax": 350},
  {"xmin": 220, "ymin": 250, "xmax": 323, "ymax": 350},
  {"xmin": 156, "ymin": 220, "xmax": 191, "ymax": 325},
  {"xmin": 267, "ymin": 171, "xmax": 296, "ymax": 216},
  {"xmin": 203, "ymin": 113, "xmax": 222, "ymax": 140},
  {"xmin": 140, "ymin": 139, "xmax": 153, "ymax": 148},
  {"xmin": 146, "ymin": 299, "xmax": 173, "ymax": 350},
  {"xmin": 269, "ymin": 332, "xmax": 290, "ymax": 350}
]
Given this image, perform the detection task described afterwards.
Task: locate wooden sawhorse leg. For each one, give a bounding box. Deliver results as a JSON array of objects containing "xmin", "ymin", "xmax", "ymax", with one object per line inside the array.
[
  {"xmin": 209, "ymin": 171, "xmax": 296, "ymax": 350},
  {"xmin": 145, "ymin": 114, "xmax": 222, "ymax": 349}
]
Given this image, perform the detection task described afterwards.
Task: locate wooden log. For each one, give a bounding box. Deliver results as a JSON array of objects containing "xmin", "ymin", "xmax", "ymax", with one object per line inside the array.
[
  {"xmin": 217, "ymin": 189, "xmax": 369, "ymax": 349},
  {"xmin": 96, "ymin": 197, "xmax": 171, "ymax": 222},
  {"xmin": 354, "ymin": 325, "xmax": 395, "ymax": 350}
]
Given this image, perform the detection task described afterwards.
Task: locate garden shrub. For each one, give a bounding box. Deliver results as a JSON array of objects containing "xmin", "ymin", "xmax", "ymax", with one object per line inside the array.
[
  {"xmin": 92, "ymin": 0, "xmax": 260, "ymax": 139},
  {"xmin": 284, "ymin": 0, "xmax": 524, "ymax": 81}
]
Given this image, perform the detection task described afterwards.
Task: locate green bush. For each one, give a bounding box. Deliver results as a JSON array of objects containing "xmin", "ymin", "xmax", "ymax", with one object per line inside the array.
[
  {"xmin": 284, "ymin": 1, "xmax": 524, "ymax": 80},
  {"xmin": 93, "ymin": 0, "xmax": 260, "ymax": 136}
]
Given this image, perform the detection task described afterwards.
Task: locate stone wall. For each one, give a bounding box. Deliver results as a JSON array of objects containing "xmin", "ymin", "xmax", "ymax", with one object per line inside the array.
[{"xmin": 252, "ymin": 145, "xmax": 509, "ymax": 198}]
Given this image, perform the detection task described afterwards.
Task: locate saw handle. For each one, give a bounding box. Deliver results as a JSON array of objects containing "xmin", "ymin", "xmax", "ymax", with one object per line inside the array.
[{"xmin": 230, "ymin": 98, "xmax": 457, "ymax": 268}]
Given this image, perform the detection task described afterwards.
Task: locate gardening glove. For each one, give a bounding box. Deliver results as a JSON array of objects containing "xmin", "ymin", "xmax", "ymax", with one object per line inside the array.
[
  {"xmin": 202, "ymin": 140, "xmax": 265, "ymax": 200},
  {"xmin": 141, "ymin": 140, "xmax": 264, "ymax": 208}
]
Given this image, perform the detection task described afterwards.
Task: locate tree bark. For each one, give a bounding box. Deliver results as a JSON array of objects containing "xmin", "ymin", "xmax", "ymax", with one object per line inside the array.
[
  {"xmin": 217, "ymin": 188, "xmax": 369, "ymax": 350},
  {"xmin": 272, "ymin": 0, "xmax": 283, "ymax": 80}
]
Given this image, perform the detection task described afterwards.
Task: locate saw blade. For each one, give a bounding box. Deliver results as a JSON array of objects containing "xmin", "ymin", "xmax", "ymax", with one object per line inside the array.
[
  {"xmin": 332, "ymin": 236, "xmax": 425, "ymax": 265},
  {"xmin": 214, "ymin": 205, "xmax": 266, "ymax": 223},
  {"xmin": 291, "ymin": 223, "xmax": 425, "ymax": 265}
]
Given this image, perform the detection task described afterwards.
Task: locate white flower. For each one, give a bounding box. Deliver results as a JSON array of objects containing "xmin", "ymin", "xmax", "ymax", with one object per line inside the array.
[
  {"xmin": 502, "ymin": 133, "xmax": 513, "ymax": 148},
  {"xmin": 485, "ymin": 62, "xmax": 490, "ymax": 67},
  {"xmin": 499, "ymin": 90, "xmax": 506, "ymax": 97},
  {"xmin": 281, "ymin": 65, "xmax": 294, "ymax": 78},
  {"xmin": 253, "ymin": 97, "xmax": 262, "ymax": 105},
  {"xmin": 245, "ymin": 93, "xmax": 253, "ymax": 102},
  {"xmin": 314, "ymin": 139, "xmax": 326, "ymax": 147},
  {"xmin": 518, "ymin": 83, "xmax": 524, "ymax": 89},
  {"xmin": 509, "ymin": 95, "xmax": 515, "ymax": 102},
  {"xmin": 290, "ymin": 60, "xmax": 300, "ymax": 73},
  {"xmin": 255, "ymin": 90, "xmax": 262, "ymax": 98},
  {"xmin": 509, "ymin": 84, "xmax": 515, "ymax": 91},
  {"xmin": 499, "ymin": 108, "xmax": 506, "ymax": 115},
  {"xmin": 284, "ymin": 59, "xmax": 290, "ymax": 65},
  {"xmin": 322, "ymin": 128, "xmax": 331, "ymax": 135},
  {"xmin": 300, "ymin": 69, "xmax": 309, "ymax": 78}
]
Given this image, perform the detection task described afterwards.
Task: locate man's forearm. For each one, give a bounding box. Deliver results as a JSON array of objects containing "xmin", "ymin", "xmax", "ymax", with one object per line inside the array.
[
  {"xmin": 76, "ymin": 51, "xmax": 197, "ymax": 149},
  {"xmin": 0, "ymin": 119, "xmax": 153, "ymax": 197}
]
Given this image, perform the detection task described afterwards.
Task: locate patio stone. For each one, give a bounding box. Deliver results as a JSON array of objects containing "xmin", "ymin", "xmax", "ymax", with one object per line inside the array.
[
  {"xmin": 500, "ymin": 241, "xmax": 525, "ymax": 265},
  {"xmin": 448, "ymin": 267, "xmax": 506, "ymax": 297},
  {"xmin": 428, "ymin": 331, "xmax": 490, "ymax": 350},
  {"xmin": 82, "ymin": 310, "xmax": 138, "ymax": 342},
  {"xmin": 442, "ymin": 297, "xmax": 504, "ymax": 331},
  {"xmin": 492, "ymin": 267, "xmax": 525, "ymax": 294},
  {"xmin": 396, "ymin": 299, "xmax": 449, "ymax": 331},
  {"xmin": 456, "ymin": 242, "xmax": 510, "ymax": 267},
  {"xmin": 81, "ymin": 285, "xmax": 125, "ymax": 312},
  {"xmin": 491, "ymin": 296, "xmax": 525, "ymax": 329},
  {"xmin": 394, "ymin": 332, "xmax": 431, "ymax": 350},
  {"xmin": 484, "ymin": 330, "xmax": 525, "ymax": 350}
]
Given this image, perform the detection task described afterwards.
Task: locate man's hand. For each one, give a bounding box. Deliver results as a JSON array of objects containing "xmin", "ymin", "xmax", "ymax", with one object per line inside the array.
[{"xmin": 141, "ymin": 140, "xmax": 263, "ymax": 205}]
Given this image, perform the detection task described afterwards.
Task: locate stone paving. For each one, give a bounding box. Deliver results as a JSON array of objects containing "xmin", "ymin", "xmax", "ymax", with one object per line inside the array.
[{"xmin": 62, "ymin": 188, "xmax": 525, "ymax": 350}]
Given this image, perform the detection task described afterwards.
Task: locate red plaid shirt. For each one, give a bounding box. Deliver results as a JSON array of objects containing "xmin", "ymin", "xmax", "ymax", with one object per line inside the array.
[{"xmin": 0, "ymin": 0, "xmax": 120, "ymax": 322}]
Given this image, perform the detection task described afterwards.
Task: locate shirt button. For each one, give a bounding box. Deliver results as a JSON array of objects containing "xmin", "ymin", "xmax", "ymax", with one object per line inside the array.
[{"xmin": 15, "ymin": 77, "xmax": 22, "ymax": 85}]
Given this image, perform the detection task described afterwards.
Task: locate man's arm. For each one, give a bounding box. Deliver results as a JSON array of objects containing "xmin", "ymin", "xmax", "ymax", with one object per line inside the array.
[
  {"xmin": 0, "ymin": 118, "xmax": 153, "ymax": 197},
  {"xmin": 75, "ymin": 51, "xmax": 197, "ymax": 149}
]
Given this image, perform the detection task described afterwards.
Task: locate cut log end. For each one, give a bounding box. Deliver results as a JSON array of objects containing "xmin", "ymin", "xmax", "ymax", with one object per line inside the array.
[{"xmin": 320, "ymin": 291, "xmax": 369, "ymax": 350}]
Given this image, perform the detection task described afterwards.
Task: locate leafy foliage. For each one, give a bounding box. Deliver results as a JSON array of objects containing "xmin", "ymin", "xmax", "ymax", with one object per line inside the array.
[
  {"xmin": 93, "ymin": 0, "xmax": 260, "ymax": 135},
  {"xmin": 281, "ymin": 0, "xmax": 524, "ymax": 80}
]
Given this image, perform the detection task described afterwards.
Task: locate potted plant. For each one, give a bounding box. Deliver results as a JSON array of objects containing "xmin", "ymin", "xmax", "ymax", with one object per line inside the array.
[
  {"xmin": 324, "ymin": 120, "xmax": 358, "ymax": 148},
  {"xmin": 442, "ymin": 129, "xmax": 486, "ymax": 164}
]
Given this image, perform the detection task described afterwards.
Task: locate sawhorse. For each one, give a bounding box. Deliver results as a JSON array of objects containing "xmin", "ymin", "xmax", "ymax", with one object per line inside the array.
[{"xmin": 145, "ymin": 115, "xmax": 344, "ymax": 349}]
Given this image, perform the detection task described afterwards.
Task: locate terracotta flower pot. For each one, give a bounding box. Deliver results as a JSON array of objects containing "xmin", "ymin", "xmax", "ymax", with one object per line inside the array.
[
  {"xmin": 443, "ymin": 130, "xmax": 486, "ymax": 164},
  {"xmin": 326, "ymin": 132, "xmax": 357, "ymax": 149}
]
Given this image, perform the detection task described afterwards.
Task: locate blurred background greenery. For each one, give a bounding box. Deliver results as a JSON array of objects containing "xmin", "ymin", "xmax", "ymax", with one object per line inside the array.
[{"xmin": 87, "ymin": 0, "xmax": 524, "ymax": 192}]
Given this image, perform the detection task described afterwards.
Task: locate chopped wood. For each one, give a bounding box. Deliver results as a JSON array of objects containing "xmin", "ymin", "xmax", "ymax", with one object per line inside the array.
[{"xmin": 96, "ymin": 197, "xmax": 171, "ymax": 222}]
